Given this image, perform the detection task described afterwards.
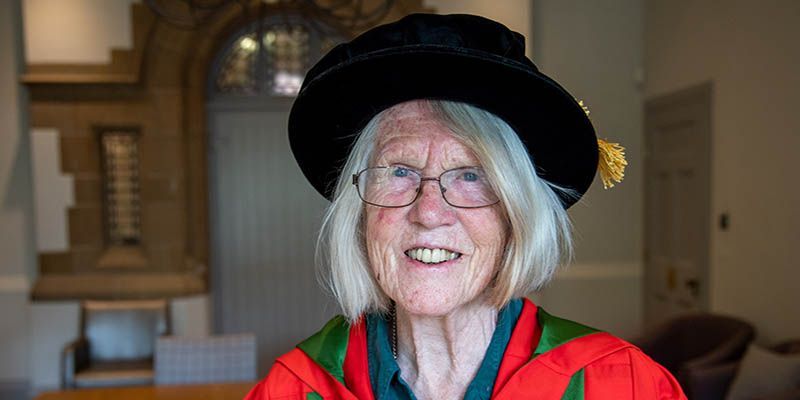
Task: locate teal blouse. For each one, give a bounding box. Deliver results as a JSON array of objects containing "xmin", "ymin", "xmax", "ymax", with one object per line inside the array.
[{"xmin": 365, "ymin": 298, "xmax": 523, "ymax": 400}]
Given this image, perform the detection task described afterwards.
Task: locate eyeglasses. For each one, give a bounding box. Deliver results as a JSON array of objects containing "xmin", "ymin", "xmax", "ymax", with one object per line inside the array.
[{"xmin": 352, "ymin": 166, "xmax": 500, "ymax": 208}]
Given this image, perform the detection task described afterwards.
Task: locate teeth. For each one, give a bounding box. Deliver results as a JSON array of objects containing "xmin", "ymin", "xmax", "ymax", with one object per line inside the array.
[
  {"xmin": 405, "ymin": 247, "xmax": 461, "ymax": 264},
  {"xmin": 422, "ymin": 248, "xmax": 432, "ymax": 263}
]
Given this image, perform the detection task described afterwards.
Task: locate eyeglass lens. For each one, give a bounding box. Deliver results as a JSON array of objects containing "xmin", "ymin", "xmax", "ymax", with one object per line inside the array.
[{"xmin": 356, "ymin": 166, "xmax": 498, "ymax": 208}]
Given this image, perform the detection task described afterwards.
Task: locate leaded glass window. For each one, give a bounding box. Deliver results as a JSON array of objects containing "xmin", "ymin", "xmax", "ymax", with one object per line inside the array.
[
  {"xmin": 100, "ymin": 129, "xmax": 142, "ymax": 246},
  {"xmin": 265, "ymin": 26, "xmax": 309, "ymax": 96},
  {"xmin": 215, "ymin": 34, "xmax": 259, "ymax": 94},
  {"xmin": 212, "ymin": 16, "xmax": 343, "ymax": 97}
]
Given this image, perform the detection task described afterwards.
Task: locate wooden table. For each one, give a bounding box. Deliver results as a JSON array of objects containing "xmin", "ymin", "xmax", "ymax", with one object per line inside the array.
[{"xmin": 35, "ymin": 382, "xmax": 256, "ymax": 400}]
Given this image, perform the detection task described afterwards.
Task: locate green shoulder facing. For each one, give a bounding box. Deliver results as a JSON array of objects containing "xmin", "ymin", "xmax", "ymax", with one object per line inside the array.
[
  {"xmin": 534, "ymin": 307, "xmax": 603, "ymax": 400},
  {"xmin": 296, "ymin": 315, "xmax": 351, "ymax": 384},
  {"xmin": 534, "ymin": 306, "xmax": 601, "ymax": 357}
]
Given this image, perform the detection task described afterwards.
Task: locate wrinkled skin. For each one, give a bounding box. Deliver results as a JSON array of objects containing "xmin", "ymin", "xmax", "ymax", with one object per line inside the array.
[{"xmin": 365, "ymin": 101, "xmax": 508, "ymax": 317}]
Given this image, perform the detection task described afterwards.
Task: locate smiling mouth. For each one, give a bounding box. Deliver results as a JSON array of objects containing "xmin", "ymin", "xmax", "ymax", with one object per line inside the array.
[{"xmin": 404, "ymin": 247, "xmax": 462, "ymax": 265}]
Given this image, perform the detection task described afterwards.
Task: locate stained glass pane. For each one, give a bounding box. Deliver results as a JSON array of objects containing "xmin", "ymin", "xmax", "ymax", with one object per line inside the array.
[
  {"xmin": 101, "ymin": 131, "xmax": 141, "ymax": 246},
  {"xmin": 216, "ymin": 34, "xmax": 259, "ymax": 93},
  {"xmin": 212, "ymin": 17, "xmax": 342, "ymax": 97},
  {"xmin": 264, "ymin": 25, "xmax": 309, "ymax": 96}
]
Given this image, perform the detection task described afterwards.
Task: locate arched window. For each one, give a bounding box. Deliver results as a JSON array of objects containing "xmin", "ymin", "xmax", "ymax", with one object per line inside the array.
[{"xmin": 211, "ymin": 15, "xmax": 342, "ymax": 97}]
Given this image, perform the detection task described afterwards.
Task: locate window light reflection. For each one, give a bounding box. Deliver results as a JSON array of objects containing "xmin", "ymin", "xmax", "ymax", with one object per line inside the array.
[{"xmin": 273, "ymin": 71, "xmax": 303, "ymax": 96}]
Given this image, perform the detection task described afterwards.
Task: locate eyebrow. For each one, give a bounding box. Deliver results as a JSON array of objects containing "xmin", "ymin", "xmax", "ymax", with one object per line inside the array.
[{"xmin": 372, "ymin": 146, "xmax": 425, "ymax": 169}]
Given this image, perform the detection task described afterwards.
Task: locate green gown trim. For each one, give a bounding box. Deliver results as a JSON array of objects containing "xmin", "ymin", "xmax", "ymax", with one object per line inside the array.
[
  {"xmin": 533, "ymin": 307, "xmax": 600, "ymax": 356},
  {"xmin": 562, "ymin": 369, "xmax": 585, "ymax": 400},
  {"xmin": 534, "ymin": 307, "xmax": 599, "ymax": 400},
  {"xmin": 297, "ymin": 315, "xmax": 350, "ymax": 385}
]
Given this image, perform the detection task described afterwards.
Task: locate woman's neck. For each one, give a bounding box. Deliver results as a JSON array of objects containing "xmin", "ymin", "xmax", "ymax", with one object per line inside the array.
[{"xmin": 394, "ymin": 299, "xmax": 498, "ymax": 400}]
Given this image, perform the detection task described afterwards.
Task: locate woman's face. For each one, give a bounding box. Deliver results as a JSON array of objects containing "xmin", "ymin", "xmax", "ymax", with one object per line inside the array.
[{"xmin": 365, "ymin": 101, "xmax": 508, "ymax": 316}]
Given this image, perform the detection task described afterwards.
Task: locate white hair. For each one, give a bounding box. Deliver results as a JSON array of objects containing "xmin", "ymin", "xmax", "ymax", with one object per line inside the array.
[{"xmin": 316, "ymin": 100, "xmax": 577, "ymax": 321}]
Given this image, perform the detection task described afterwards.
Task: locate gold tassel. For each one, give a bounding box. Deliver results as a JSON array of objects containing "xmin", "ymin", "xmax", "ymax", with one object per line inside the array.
[
  {"xmin": 597, "ymin": 138, "xmax": 627, "ymax": 189},
  {"xmin": 578, "ymin": 100, "xmax": 590, "ymax": 118},
  {"xmin": 577, "ymin": 99, "xmax": 628, "ymax": 189}
]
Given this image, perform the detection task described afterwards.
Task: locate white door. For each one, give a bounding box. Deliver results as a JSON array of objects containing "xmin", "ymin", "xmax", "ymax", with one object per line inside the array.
[
  {"xmin": 208, "ymin": 102, "xmax": 336, "ymax": 375},
  {"xmin": 644, "ymin": 83, "xmax": 712, "ymax": 326}
]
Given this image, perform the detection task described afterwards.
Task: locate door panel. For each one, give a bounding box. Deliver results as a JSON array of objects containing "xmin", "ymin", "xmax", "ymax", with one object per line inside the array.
[
  {"xmin": 644, "ymin": 83, "xmax": 712, "ymax": 326},
  {"xmin": 208, "ymin": 109, "xmax": 335, "ymax": 375}
]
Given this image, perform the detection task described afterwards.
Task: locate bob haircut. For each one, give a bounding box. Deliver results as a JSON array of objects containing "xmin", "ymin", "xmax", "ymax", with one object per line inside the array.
[{"xmin": 316, "ymin": 100, "xmax": 578, "ymax": 321}]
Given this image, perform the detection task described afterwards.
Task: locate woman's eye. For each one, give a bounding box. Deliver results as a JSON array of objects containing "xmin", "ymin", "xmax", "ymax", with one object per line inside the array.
[
  {"xmin": 462, "ymin": 171, "xmax": 479, "ymax": 182},
  {"xmin": 392, "ymin": 167, "xmax": 410, "ymax": 177}
]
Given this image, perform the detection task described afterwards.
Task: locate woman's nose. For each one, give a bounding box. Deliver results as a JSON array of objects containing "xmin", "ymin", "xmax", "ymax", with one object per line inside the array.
[{"xmin": 408, "ymin": 180, "xmax": 456, "ymax": 228}]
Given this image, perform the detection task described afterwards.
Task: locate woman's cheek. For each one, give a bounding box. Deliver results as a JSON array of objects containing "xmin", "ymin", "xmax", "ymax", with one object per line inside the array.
[
  {"xmin": 366, "ymin": 236, "xmax": 398, "ymax": 293},
  {"xmin": 376, "ymin": 208, "xmax": 388, "ymax": 223}
]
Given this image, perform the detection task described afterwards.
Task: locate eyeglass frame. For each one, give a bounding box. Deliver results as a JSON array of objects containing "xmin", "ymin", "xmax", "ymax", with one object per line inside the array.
[{"xmin": 351, "ymin": 166, "xmax": 501, "ymax": 209}]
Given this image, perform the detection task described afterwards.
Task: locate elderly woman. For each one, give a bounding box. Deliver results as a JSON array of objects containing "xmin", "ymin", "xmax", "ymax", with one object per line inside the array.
[{"xmin": 245, "ymin": 13, "xmax": 685, "ymax": 400}]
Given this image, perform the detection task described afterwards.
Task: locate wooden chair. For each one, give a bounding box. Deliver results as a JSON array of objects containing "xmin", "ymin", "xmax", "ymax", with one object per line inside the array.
[{"xmin": 62, "ymin": 300, "xmax": 170, "ymax": 388}]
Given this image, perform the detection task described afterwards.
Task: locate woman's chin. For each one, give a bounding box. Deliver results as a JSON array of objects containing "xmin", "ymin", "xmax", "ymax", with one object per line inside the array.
[{"xmin": 393, "ymin": 290, "xmax": 487, "ymax": 318}]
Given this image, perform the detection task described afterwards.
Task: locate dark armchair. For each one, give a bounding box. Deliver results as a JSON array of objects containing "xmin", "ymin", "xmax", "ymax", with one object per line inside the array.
[
  {"xmin": 632, "ymin": 313, "xmax": 756, "ymax": 396},
  {"xmin": 686, "ymin": 340, "xmax": 800, "ymax": 400},
  {"xmin": 62, "ymin": 300, "xmax": 170, "ymax": 388}
]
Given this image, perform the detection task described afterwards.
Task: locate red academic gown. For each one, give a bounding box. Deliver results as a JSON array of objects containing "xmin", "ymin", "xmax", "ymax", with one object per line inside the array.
[{"xmin": 244, "ymin": 299, "xmax": 686, "ymax": 399}]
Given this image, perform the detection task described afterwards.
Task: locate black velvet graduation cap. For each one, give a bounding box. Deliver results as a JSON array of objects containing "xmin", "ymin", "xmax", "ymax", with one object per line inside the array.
[{"xmin": 288, "ymin": 13, "xmax": 599, "ymax": 209}]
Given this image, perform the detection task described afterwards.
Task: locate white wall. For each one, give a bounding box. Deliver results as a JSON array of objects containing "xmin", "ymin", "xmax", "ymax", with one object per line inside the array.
[
  {"xmin": 0, "ymin": 0, "xmax": 35, "ymax": 395},
  {"xmin": 171, "ymin": 295, "xmax": 212, "ymax": 337},
  {"xmin": 23, "ymin": 0, "xmax": 138, "ymax": 64},
  {"xmin": 531, "ymin": 0, "xmax": 644, "ymax": 265},
  {"xmin": 645, "ymin": 0, "xmax": 800, "ymax": 343},
  {"xmin": 525, "ymin": 0, "xmax": 644, "ymax": 338},
  {"xmin": 28, "ymin": 303, "xmax": 79, "ymax": 392},
  {"xmin": 31, "ymin": 128, "xmax": 73, "ymax": 253}
]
